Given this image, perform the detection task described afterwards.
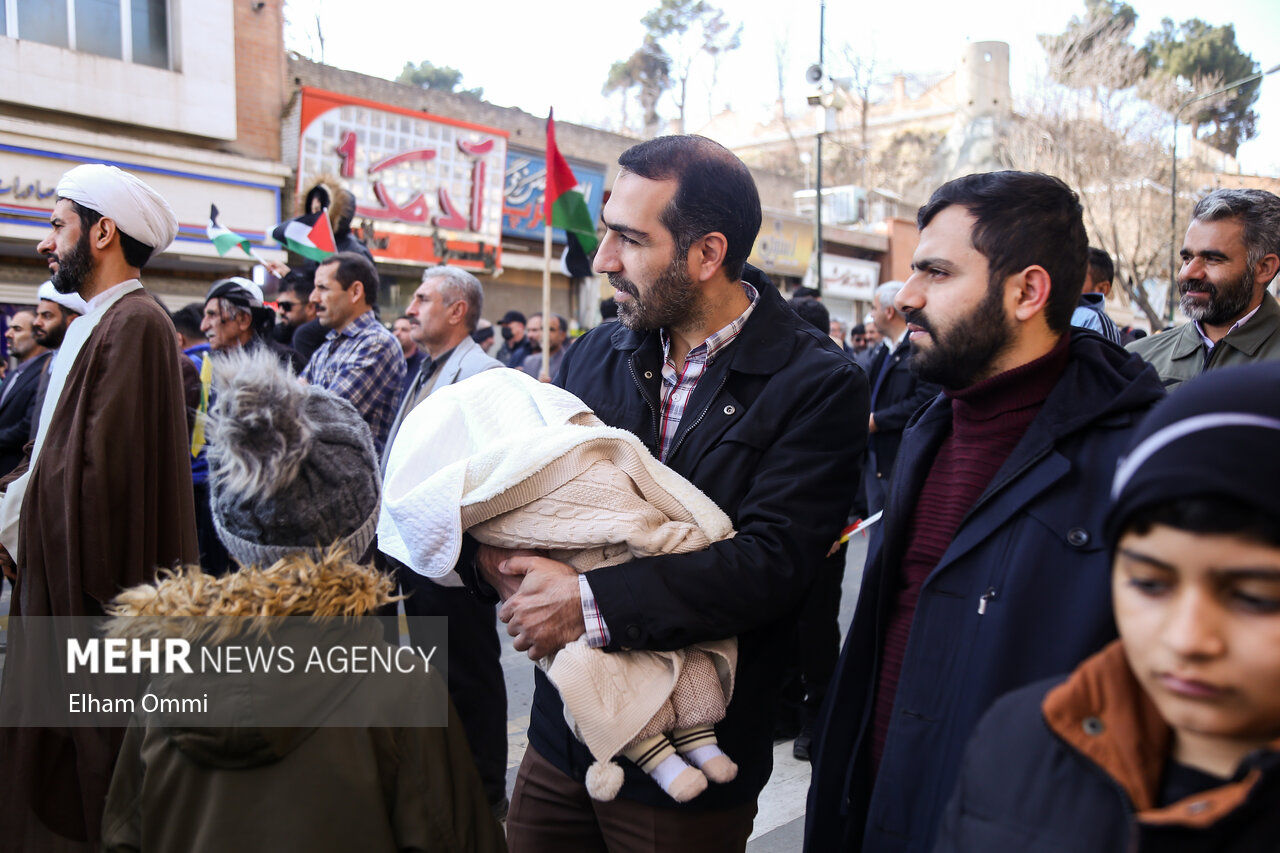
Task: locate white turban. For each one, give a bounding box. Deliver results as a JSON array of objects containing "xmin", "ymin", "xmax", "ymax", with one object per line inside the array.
[
  {"xmin": 55, "ymin": 164, "xmax": 178, "ymax": 256},
  {"xmin": 36, "ymin": 280, "xmax": 89, "ymax": 315}
]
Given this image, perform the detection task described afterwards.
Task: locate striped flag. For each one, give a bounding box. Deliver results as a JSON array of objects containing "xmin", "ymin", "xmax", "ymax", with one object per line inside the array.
[
  {"xmin": 545, "ymin": 109, "xmax": 599, "ymax": 255},
  {"xmin": 206, "ymin": 205, "xmax": 254, "ymax": 258},
  {"xmin": 272, "ymin": 209, "xmax": 337, "ymax": 262}
]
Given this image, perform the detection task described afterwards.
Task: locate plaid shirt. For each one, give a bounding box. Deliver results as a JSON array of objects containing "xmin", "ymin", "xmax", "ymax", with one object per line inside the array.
[
  {"xmin": 657, "ymin": 283, "xmax": 759, "ymax": 462},
  {"xmin": 583, "ymin": 282, "xmax": 759, "ymax": 648},
  {"xmin": 301, "ymin": 310, "xmax": 405, "ymax": 455}
]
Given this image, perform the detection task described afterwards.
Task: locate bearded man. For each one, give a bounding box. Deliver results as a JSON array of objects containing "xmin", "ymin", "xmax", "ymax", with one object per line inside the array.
[
  {"xmin": 469, "ymin": 135, "xmax": 867, "ymax": 852},
  {"xmin": 0, "ymin": 310, "xmax": 50, "ymax": 478},
  {"xmin": 0, "ymin": 163, "xmax": 197, "ymax": 851},
  {"xmin": 1127, "ymin": 188, "xmax": 1280, "ymax": 389},
  {"xmin": 28, "ymin": 281, "xmax": 87, "ymax": 445},
  {"xmin": 806, "ymin": 171, "xmax": 1167, "ymax": 853}
]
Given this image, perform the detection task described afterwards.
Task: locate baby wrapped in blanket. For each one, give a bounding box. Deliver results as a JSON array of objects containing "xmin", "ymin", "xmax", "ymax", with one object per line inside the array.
[{"xmin": 378, "ymin": 368, "xmax": 737, "ymax": 802}]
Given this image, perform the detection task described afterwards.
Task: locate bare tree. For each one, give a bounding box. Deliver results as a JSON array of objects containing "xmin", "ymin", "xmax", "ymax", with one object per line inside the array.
[
  {"xmin": 602, "ymin": 39, "xmax": 672, "ymax": 137},
  {"xmin": 639, "ymin": 0, "xmax": 742, "ymax": 133},
  {"xmin": 837, "ymin": 50, "xmax": 882, "ymax": 193},
  {"xmin": 773, "ymin": 38, "xmax": 806, "ymax": 167},
  {"xmin": 1002, "ymin": 8, "xmax": 1227, "ymax": 329},
  {"xmin": 871, "ymin": 128, "xmax": 944, "ymax": 204}
]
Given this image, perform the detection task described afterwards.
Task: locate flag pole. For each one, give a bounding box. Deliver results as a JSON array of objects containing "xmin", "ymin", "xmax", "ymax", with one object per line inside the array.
[
  {"xmin": 541, "ymin": 221, "xmax": 552, "ymax": 382},
  {"xmin": 541, "ymin": 109, "xmax": 554, "ymax": 383}
]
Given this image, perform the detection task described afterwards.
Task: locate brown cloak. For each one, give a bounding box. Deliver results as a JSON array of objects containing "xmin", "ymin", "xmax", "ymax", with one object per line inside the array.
[{"xmin": 0, "ymin": 288, "xmax": 198, "ymax": 850}]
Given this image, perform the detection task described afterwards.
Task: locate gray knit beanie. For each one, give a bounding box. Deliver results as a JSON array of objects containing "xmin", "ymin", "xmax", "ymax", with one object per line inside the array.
[{"xmin": 206, "ymin": 347, "xmax": 380, "ymax": 566}]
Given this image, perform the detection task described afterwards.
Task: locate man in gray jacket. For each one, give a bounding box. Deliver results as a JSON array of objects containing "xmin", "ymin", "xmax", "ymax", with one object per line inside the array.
[
  {"xmin": 1128, "ymin": 188, "xmax": 1280, "ymax": 389},
  {"xmin": 381, "ymin": 265, "xmax": 509, "ymax": 817}
]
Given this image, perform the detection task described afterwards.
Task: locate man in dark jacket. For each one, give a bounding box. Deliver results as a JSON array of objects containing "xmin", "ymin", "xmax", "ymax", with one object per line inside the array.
[
  {"xmin": 495, "ymin": 309, "xmax": 532, "ymax": 367},
  {"xmin": 863, "ymin": 280, "xmax": 940, "ymax": 515},
  {"xmin": 477, "ymin": 135, "xmax": 867, "ymax": 851},
  {"xmin": 0, "ymin": 311, "xmax": 50, "ymax": 478},
  {"xmin": 1069, "ymin": 247, "xmax": 1123, "ymax": 345},
  {"xmin": 805, "ymin": 171, "xmax": 1166, "ymax": 853}
]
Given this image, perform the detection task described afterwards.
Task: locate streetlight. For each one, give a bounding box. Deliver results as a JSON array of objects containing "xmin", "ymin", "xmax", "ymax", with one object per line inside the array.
[{"xmin": 1168, "ymin": 62, "xmax": 1280, "ymax": 325}]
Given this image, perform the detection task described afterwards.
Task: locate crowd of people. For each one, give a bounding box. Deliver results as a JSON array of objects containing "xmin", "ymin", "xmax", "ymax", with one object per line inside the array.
[{"xmin": 0, "ymin": 137, "xmax": 1277, "ymax": 853}]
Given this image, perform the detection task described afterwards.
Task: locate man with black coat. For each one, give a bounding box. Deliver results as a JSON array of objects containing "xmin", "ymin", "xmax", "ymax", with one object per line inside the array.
[
  {"xmin": 863, "ymin": 280, "xmax": 940, "ymax": 515},
  {"xmin": 805, "ymin": 171, "xmax": 1166, "ymax": 853},
  {"xmin": 0, "ymin": 311, "xmax": 49, "ymax": 478},
  {"xmin": 473, "ymin": 135, "xmax": 867, "ymax": 851},
  {"xmin": 495, "ymin": 310, "xmax": 532, "ymax": 367}
]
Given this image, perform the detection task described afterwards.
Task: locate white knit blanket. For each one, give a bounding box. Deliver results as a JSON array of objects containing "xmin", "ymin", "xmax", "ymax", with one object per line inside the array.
[{"xmin": 377, "ymin": 368, "xmax": 737, "ymax": 763}]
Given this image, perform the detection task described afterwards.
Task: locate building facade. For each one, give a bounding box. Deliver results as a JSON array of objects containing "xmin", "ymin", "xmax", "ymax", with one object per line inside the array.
[{"xmin": 0, "ymin": 0, "xmax": 290, "ymax": 328}]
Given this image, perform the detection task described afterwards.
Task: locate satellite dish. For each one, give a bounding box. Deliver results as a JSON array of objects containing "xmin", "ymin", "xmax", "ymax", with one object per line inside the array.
[{"xmin": 805, "ymin": 64, "xmax": 824, "ymax": 85}]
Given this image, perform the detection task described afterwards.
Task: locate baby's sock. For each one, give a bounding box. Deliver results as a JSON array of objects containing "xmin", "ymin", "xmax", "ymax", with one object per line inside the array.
[
  {"xmin": 624, "ymin": 733, "xmax": 707, "ymax": 802},
  {"xmin": 671, "ymin": 726, "xmax": 738, "ymax": 784}
]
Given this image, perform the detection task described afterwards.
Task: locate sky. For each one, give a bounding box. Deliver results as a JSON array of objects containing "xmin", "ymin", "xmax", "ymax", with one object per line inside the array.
[{"xmin": 282, "ymin": 0, "xmax": 1280, "ymax": 175}]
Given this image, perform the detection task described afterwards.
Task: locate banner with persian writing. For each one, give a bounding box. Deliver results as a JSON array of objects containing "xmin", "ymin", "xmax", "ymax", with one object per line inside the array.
[{"xmin": 295, "ymin": 87, "xmax": 508, "ymax": 272}]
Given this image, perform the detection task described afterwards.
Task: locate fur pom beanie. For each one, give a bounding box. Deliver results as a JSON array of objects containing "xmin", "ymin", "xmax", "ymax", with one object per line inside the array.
[{"xmin": 206, "ymin": 347, "xmax": 381, "ymax": 566}]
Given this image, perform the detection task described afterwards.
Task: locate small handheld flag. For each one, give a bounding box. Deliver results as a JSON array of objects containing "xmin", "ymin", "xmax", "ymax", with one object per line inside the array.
[
  {"xmin": 838, "ymin": 511, "xmax": 884, "ymax": 544},
  {"xmin": 272, "ymin": 209, "xmax": 337, "ymax": 262},
  {"xmin": 207, "ymin": 205, "xmax": 254, "ymax": 258}
]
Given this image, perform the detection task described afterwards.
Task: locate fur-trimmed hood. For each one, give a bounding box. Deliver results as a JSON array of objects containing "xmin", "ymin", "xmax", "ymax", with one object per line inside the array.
[
  {"xmin": 104, "ymin": 546, "xmax": 396, "ymax": 644},
  {"xmin": 102, "ymin": 549, "xmax": 402, "ymax": 769}
]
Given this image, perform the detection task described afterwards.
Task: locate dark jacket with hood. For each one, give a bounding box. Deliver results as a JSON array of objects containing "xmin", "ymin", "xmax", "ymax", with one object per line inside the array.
[
  {"xmin": 936, "ymin": 641, "xmax": 1280, "ymax": 852},
  {"xmin": 806, "ymin": 331, "xmax": 1166, "ymax": 853},
  {"xmin": 101, "ymin": 551, "xmax": 505, "ymax": 853},
  {"xmin": 527, "ymin": 266, "xmax": 868, "ymax": 809}
]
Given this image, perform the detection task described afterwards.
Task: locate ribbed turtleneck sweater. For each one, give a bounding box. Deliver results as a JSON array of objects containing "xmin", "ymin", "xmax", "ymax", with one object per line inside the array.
[{"xmin": 871, "ymin": 333, "xmax": 1071, "ymax": 768}]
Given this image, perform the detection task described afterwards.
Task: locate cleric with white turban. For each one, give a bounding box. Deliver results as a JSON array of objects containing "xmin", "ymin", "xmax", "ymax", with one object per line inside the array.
[
  {"xmin": 0, "ymin": 165, "xmax": 198, "ymax": 850},
  {"xmin": 54, "ymin": 163, "xmax": 178, "ymax": 256},
  {"xmin": 36, "ymin": 280, "xmax": 88, "ymax": 315}
]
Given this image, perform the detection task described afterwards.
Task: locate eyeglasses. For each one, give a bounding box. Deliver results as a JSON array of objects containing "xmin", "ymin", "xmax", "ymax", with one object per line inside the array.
[{"xmin": 277, "ymin": 301, "xmax": 295, "ymax": 312}]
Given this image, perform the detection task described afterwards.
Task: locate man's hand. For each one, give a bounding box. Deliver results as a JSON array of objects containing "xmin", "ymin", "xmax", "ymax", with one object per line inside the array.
[
  {"xmin": 264, "ymin": 259, "xmax": 291, "ymax": 278},
  {"xmin": 474, "ymin": 544, "xmax": 541, "ymax": 600},
  {"xmin": 498, "ymin": 556, "xmax": 585, "ymax": 661},
  {"xmin": 868, "ymin": 413, "xmax": 878, "ymax": 434}
]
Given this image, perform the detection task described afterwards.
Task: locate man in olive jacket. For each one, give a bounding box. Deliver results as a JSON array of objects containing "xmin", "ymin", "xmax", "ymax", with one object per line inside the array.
[{"xmin": 1128, "ymin": 188, "xmax": 1280, "ymax": 390}]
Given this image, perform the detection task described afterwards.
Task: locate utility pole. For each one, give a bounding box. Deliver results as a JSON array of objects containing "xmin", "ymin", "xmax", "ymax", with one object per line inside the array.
[{"xmin": 815, "ymin": 0, "xmax": 825, "ymax": 296}]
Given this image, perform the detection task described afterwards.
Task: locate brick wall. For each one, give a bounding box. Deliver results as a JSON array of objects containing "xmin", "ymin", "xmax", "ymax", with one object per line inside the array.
[{"xmin": 228, "ymin": 0, "xmax": 288, "ymax": 161}]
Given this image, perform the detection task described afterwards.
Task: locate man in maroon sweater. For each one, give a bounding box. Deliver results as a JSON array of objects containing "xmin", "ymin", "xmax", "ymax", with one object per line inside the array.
[{"xmin": 806, "ymin": 171, "xmax": 1166, "ymax": 853}]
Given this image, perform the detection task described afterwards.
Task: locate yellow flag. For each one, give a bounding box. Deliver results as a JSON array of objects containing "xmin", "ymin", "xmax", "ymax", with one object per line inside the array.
[{"xmin": 190, "ymin": 353, "xmax": 212, "ymax": 458}]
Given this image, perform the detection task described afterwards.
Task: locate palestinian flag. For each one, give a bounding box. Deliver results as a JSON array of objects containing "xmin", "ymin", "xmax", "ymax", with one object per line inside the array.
[
  {"xmin": 544, "ymin": 109, "xmax": 599, "ymax": 256},
  {"xmin": 272, "ymin": 209, "xmax": 337, "ymax": 262},
  {"xmin": 206, "ymin": 205, "xmax": 254, "ymax": 258}
]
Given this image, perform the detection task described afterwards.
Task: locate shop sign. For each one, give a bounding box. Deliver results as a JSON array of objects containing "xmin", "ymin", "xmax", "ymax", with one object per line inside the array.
[
  {"xmin": 811, "ymin": 255, "xmax": 881, "ymax": 301},
  {"xmin": 503, "ymin": 149, "xmax": 603, "ymax": 243},
  {"xmin": 0, "ymin": 142, "xmax": 281, "ymax": 259},
  {"xmin": 296, "ymin": 88, "xmax": 508, "ymax": 271},
  {"xmin": 749, "ymin": 215, "xmax": 815, "ymax": 277}
]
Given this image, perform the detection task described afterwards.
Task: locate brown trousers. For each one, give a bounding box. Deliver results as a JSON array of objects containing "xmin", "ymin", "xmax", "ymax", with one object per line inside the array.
[{"xmin": 506, "ymin": 746, "xmax": 757, "ymax": 853}]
